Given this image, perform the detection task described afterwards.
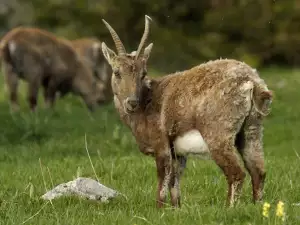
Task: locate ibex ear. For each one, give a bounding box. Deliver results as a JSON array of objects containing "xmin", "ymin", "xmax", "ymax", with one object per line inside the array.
[
  {"xmin": 144, "ymin": 76, "xmax": 152, "ymax": 89},
  {"xmin": 129, "ymin": 51, "xmax": 137, "ymax": 57},
  {"xmin": 92, "ymin": 42, "xmax": 101, "ymax": 59},
  {"xmin": 143, "ymin": 43, "xmax": 153, "ymax": 62},
  {"xmin": 101, "ymin": 42, "xmax": 116, "ymax": 65}
]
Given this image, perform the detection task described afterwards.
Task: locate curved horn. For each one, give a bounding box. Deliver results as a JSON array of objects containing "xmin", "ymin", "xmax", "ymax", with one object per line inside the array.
[
  {"xmin": 135, "ymin": 15, "xmax": 152, "ymax": 60},
  {"xmin": 102, "ymin": 19, "xmax": 127, "ymax": 56}
]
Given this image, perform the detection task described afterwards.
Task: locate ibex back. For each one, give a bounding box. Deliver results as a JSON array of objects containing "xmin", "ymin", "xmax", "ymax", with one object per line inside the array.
[{"xmin": 101, "ymin": 15, "xmax": 273, "ymax": 208}]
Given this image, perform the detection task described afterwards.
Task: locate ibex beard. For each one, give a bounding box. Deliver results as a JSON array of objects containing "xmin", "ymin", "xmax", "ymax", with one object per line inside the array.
[
  {"xmin": 0, "ymin": 27, "xmax": 105, "ymax": 112},
  {"xmin": 101, "ymin": 15, "xmax": 273, "ymax": 208}
]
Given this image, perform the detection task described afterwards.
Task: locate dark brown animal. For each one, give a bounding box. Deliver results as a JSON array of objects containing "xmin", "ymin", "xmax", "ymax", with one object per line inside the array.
[
  {"xmin": 101, "ymin": 15, "xmax": 273, "ymax": 208},
  {"xmin": 0, "ymin": 27, "xmax": 105, "ymax": 112},
  {"xmin": 70, "ymin": 37, "xmax": 113, "ymax": 103}
]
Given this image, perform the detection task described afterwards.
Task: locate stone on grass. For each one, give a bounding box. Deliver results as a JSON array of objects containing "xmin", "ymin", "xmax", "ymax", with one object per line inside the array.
[{"xmin": 41, "ymin": 177, "xmax": 118, "ymax": 203}]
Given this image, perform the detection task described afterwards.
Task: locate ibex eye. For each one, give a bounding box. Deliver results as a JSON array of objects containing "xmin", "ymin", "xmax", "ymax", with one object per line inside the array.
[
  {"xmin": 141, "ymin": 69, "xmax": 147, "ymax": 78},
  {"xmin": 114, "ymin": 69, "xmax": 120, "ymax": 77}
]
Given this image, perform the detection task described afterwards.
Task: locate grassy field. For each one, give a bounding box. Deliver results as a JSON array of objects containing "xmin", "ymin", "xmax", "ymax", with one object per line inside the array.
[{"xmin": 0, "ymin": 67, "xmax": 300, "ymax": 225}]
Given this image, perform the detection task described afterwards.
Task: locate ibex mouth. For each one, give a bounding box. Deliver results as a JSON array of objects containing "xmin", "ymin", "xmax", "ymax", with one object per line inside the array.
[
  {"xmin": 123, "ymin": 102, "xmax": 138, "ymax": 114},
  {"xmin": 87, "ymin": 104, "xmax": 96, "ymax": 112},
  {"xmin": 125, "ymin": 108, "xmax": 135, "ymax": 114},
  {"xmin": 125, "ymin": 105, "xmax": 138, "ymax": 114}
]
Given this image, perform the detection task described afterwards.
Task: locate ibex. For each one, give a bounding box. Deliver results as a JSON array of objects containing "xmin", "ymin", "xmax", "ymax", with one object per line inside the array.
[
  {"xmin": 101, "ymin": 15, "xmax": 273, "ymax": 208},
  {"xmin": 0, "ymin": 27, "xmax": 105, "ymax": 112},
  {"xmin": 71, "ymin": 37, "xmax": 113, "ymax": 103}
]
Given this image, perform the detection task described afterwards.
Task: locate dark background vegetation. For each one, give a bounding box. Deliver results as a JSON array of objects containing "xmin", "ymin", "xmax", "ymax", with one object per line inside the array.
[{"xmin": 1, "ymin": 0, "xmax": 299, "ymax": 72}]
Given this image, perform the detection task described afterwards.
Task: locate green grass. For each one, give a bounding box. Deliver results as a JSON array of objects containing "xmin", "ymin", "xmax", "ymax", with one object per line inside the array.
[{"xmin": 0, "ymin": 67, "xmax": 300, "ymax": 225}]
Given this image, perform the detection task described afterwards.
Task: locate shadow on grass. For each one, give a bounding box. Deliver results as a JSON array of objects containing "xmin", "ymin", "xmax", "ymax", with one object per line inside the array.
[
  {"xmin": 0, "ymin": 106, "xmax": 55, "ymax": 145},
  {"xmin": 0, "ymin": 99, "xmax": 120, "ymax": 146}
]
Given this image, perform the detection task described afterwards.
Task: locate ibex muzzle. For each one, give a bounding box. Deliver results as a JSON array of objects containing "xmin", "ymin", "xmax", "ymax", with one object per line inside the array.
[{"xmin": 125, "ymin": 96, "xmax": 138, "ymax": 112}]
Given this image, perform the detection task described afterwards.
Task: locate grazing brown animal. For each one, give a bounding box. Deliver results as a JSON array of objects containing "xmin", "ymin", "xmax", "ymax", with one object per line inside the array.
[
  {"xmin": 70, "ymin": 37, "xmax": 113, "ymax": 103},
  {"xmin": 101, "ymin": 15, "xmax": 273, "ymax": 208},
  {"xmin": 0, "ymin": 27, "xmax": 105, "ymax": 112}
]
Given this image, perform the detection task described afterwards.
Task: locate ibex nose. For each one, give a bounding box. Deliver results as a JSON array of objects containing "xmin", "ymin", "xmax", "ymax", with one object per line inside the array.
[{"xmin": 125, "ymin": 97, "xmax": 139, "ymax": 112}]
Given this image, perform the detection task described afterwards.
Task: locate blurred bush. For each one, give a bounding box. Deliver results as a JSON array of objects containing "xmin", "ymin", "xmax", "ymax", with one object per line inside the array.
[{"xmin": 0, "ymin": 0, "xmax": 299, "ymax": 72}]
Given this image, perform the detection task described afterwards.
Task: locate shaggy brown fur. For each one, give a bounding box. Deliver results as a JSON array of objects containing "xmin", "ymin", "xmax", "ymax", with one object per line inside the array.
[
  {"xmin": 70, "ymin": 37, "xmax": 113, "ymax": 103},
  {"xmin": 101, "ymin": 15, "xmax": 273, "ymax": 208},
  {"xmin": 0, "ymin": 27, "xmax": 105, "ymax": 112}
]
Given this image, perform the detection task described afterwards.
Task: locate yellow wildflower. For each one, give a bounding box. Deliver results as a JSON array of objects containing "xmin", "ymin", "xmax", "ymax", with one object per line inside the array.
[
  {"xmin": 276, "ymin": 201, "xmax": 285, "ymax": 221},
  {"xmin": 262, "ymin": 202, "xmax": 271, "ymax": 218}
]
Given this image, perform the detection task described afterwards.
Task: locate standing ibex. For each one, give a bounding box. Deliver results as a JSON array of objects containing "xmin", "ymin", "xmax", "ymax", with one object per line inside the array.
[
  {"xmin": 71, "ymin": 37, "xmax": 113, "ymax": 103},
  {"xmin": 0, "ymin": 27, "xmax": 105, "ymax": 112},
  {"xmin": 101, "ymin": 15, "xmax": 273, "ymax": 208}
]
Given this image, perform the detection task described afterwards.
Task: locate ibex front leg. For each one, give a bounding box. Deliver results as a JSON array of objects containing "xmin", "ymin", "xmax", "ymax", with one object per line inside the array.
[
  {"xmin": 169, "ymin": 155, "xmax": 186, "ymax": 207},
  {"xmin": 43, "ymin": 79, "xmax": 58, "ymax": 109},
  {"xmin": 27, "ymin": 77, "xmax": 42, "ymax": 112},
  {"xmin": 155, "ymin": 148, "xmax": 172, "ymax": 208}
]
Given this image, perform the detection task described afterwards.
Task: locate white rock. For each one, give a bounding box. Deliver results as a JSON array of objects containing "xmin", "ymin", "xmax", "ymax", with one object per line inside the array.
[{"xmin": 41, "ymin": 177, "xmax": 118, "ymax": 202}]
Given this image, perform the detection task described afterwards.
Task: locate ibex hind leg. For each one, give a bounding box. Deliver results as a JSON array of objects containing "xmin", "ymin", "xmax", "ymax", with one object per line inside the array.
[
  {"xmin": 2, "ymin": 63, "xmax": 19, "ymax": 112},
  {"xmin": 236, "ymin": 111, "xmax": 266, "ymax": 203},
  {"xmin": 207, "ymin": 135, "xmax": 246, "ymax": 207}
]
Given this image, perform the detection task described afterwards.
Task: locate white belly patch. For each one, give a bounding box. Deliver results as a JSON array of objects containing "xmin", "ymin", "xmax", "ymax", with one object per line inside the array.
[{"xmin": 174, "ymin": 129, "xmax": 210, "ymax": 159}]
